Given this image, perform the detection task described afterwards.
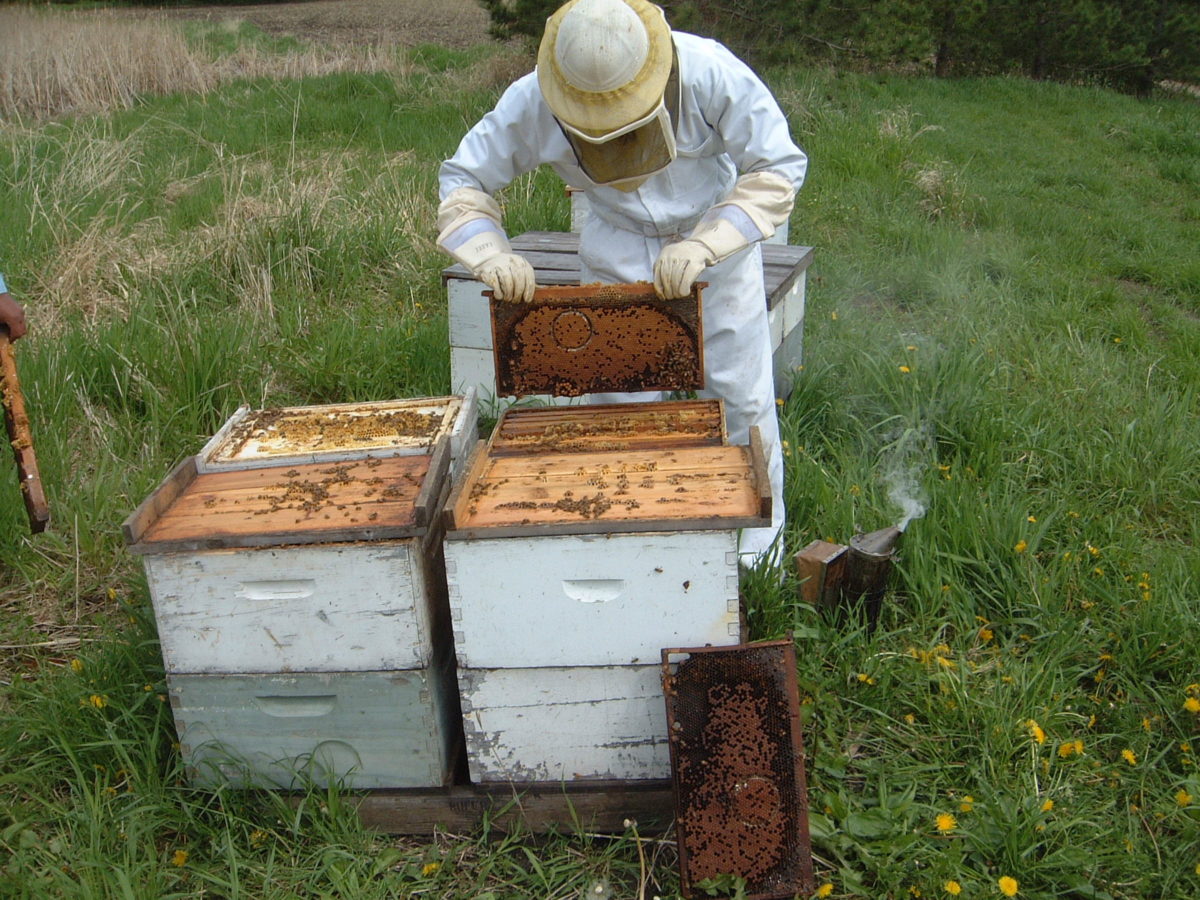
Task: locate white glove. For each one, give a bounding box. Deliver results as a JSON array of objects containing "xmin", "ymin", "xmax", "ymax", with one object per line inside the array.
[
  {"xmin": 654, "ymin": 171, "xmax": 796, "ymax": 299},
  {"xmin": 437, "ymin": 187, "xmax": 537, "ymax": 302},
  {"xmin": 475, "ymin": 249, "xmax": 537, "ymax": 303}
]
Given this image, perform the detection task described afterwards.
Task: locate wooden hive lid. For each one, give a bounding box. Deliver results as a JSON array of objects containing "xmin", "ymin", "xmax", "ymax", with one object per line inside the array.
[
  {"xmin": 124, "ymin": 439, "xmax": 450, "ymax": 554},
  {"xmin": 197, "ymin": 395, "xmax": 465, "ymax": 473},
  {"xmin": 444, "ymin": 428, "xmax": 770, "ymax": 540},
  {"xmin": 489, "ymin": 399, "xmax": 726, "ymax": 457}
]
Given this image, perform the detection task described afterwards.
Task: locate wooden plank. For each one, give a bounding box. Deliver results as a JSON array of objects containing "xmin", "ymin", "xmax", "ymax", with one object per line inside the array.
[
  {"xmin": 0, "ymin": 332, "xmax": 50, "ymax": 533},
  {"xmin": 748, "ymin": 425, "xmax": 773, "ymax": 520},
  {"xmin": 122, "ymin": 455, "xmax": 198, "ymax": 546},
  {"xmin": 297, "ymin": 781, "xmax": 675, "ymax": 835},
  {"xmin": 130, "ymin": 455, "xmax": 433, "ymax": 552},
  {"xmin": 412, "ymin": 437, "xmax": 450, "ymax": 530},
  {"xmin": 443, "ymin": 439, "xmax": 490, "ymax": 532}
]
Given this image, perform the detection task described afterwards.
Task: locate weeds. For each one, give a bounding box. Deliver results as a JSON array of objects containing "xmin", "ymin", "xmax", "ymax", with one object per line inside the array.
[{"xmin": 1, "ymin": 16, "xmax": 1199, "ymax": 900}]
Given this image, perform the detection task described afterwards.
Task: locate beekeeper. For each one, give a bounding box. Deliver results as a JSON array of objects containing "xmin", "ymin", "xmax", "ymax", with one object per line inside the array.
[{"xmin": 436, "ymin": 0, "xmax": 807, "ymax": 562}]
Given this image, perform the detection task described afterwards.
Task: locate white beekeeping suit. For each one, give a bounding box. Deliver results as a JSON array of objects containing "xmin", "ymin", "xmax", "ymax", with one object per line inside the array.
[{"xmin": 437, "ymin": 0, "xmax": 807, "ymax": 563}]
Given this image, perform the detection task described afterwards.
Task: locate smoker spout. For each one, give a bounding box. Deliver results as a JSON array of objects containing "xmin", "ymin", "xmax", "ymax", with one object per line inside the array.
[{"xmin": 849, "ymin": 525, "xmax": 903, "ymax": 558}]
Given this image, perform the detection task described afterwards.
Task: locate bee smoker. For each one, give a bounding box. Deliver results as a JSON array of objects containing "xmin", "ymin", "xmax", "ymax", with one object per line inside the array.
[{"xmin": 795, "ymin": 525, "xmax": 903, "ymax": 627}]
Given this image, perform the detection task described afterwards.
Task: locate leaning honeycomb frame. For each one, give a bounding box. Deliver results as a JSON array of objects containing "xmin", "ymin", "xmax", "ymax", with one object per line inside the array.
[
  {"xmin": 490, "ymin": 282, "xmax": 704, "ymax": 398},
  {"xmin": 661, "ymin": 639, "xmax": 815, "ymax": 899}
]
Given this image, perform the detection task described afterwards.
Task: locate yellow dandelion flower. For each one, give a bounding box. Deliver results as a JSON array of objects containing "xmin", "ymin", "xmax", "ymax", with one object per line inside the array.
[
  {"xmin": 1027, "ymin": 720, "xmax": 1046, "ymax": 745},
  {"xmin": 88, "ymin": 694, "xmax": 107, "ymax": 709},
  {"xmin": 1184, "ymin": 697, "xmax": 1200, "ymax": 713},
  {"xmin": 857, "ymin": 673, "xmax": 875, "ymax": 685},
  {"xmin": 1041, "ymin": 798, "xmax": 1054, "ymax": 812},
  {"xmin": 422, "ymin": 862, "xmax": 441, "ymax": 876},
  {"xmin": 960, "ymin": 795, "xmax": 974, "ymax": 812},
  {"xmin": 107, "ymin": 587, "xmax": 117, "ymax": 602},
  {"xmin": 1122, "ymin": 749, "xmax": 1138, "ymax": 766},
  {"xmin": 1014, "ymin": 539, "xmax": 1028, "ymax": 553},
  {"xmin": 70, "ymin": 659, "xmax": 84, "ymax": 673},
  {"xmin": 998, "ymin": 875, "xmax": 1019, "ymax": 896},
  {"xmin": 904, "ymin": 713, "xmax": 916, "ymax": 724},
  {"xmin": 171, "ymin": 849, "xmax": 188, "ymax": 867},
  {"xmin": 1087, "ymin": 543, "xmax": 1100, "ymax": 556},
  {"xmin": 1175, "ymin": 790, "xmax": 1192, "ymax": 807},
  {"xmin": 817, "ymin": 883, "xmax": 834, "ymax": 898},
  {"xmin": 909, "ymin": 887, "xmax": 922, "ymax": 897},
  {"xmin": 935, "ymin": 812, "xmax": 957, "ymax": 832},
  {"xmin": 776, "ymin": 398, "xmax": 785, "ymax": 407},
  {"xmin": 899, "ymin": 365, "xmax": 912, "ymax": 373},
  {"xmin": 944, "ymin": 880, "xmax": 962, "ymax": 896},
  {"xmin": 831, "ymin": 311, "xmax": 839, "ymax": 321},
  {"xmin": 979, "ymin": 627, "xmax": 994, "ymax": 642}
]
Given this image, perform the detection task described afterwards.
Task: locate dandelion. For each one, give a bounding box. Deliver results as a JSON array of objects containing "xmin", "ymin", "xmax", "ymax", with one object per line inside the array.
[
  {"xmin": 171, "ymin": 849, "xmax": 188, "ymax": 867},
  {"xmin": 817, "ymin": 883, "xmax": 834, "ymax": 898},
  {"xmin": 1027, "ymin": 720, "xmax": 1046, "ymax": 745},
  {"xmin": 1184, "ymin": 697, "xmax": 1200, "ymax": 713},
  {"xmin": 422, "ymin": 862, "xmax": 441, "ymax": 876},
  {"xmin": 936, "ymin": 812, "xmax": 957, "ymax": 832},
  {"xmin": 776, "ymin": 398, "xmax": 785, "ymax": 407},
  {"xmin": 899, "ymin": 365, "xmax": 912, "ymax": 373},
  {"xmin": 1175, "ymin": 790, "xmax": 1192, "ymax": 807},
  {"xmin": 905, "ymin": 713, "xmax": 916, "ymax": 724},
  {"xmin": 998, "ymin": 875, "xmax": 1019, "ymax": 896},
  {"xmin": 959, "ymin": 795, "xmax": 974, "ymax": 812},
  {"xmin": 1013, "ymin": 540, "xmax": 1028, "ymax": 553},
  {"xmin": 1122, "ymin": 749, "xmax": 1138, "ymax": 766},
  {"xmin": 944, "ymin": 881, "xmax": 962, "ymax": 896},
  {"xmin": 250, "ymin": 829, "xmax": 268, "ymax": 847},
  {"xmin": 857, "ymin": 673, "xmax": 875, "ymax": 685},
  {"xmin": 87, "ymin": 694, "xmax": 107, "ymax": 709},
  {"xmin": 830, "ymin": 311, "xmax": 839, "ymax": 321},
  {"xmin": 979, "ymin": 627, "xmax": 994, "ymax": 642},
  {"xmin": 1041, "ymin": 798, "xmax": 1054, "ymax": 812},
  {"xmin": 70, "ymin": 658, "xmax": 84, "ymax": 673},
  {"xmin": 107, "ymin": 587, "xmax": 117, "ymax": 602},
  {"xmin": 1058, "ymin": 740, "xmax": 1084, "ymax": 758}
]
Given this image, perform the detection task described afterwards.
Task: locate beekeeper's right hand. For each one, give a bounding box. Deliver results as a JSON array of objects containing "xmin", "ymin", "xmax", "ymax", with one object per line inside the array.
[{"xmin": 437, "ymin": 187, "xmax": 536, "ymax": 303}]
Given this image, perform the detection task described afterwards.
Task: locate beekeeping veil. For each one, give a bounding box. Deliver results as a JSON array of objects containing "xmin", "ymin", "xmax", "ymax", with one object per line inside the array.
[{"xmin": 537, "ymin": 0, "xmax": 678, "ymax": 191}]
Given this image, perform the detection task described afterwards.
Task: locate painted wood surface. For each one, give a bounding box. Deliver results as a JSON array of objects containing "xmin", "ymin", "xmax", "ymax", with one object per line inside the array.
[
  {"xmin": 457, "ymin": 664, "xmax": 671, "ymax": 783},
  {"xmin": 170, "ymin": 668, "xmax": 457, "ymax": 789},
  {"xmin": 447, "ymin": 444, "xmax": 765, "ymax": 534},
  {"xmin": 445, "ymin": 529, "xmax": 740, "ymax": 669},
  {"xmin": 145, "ymin": 539, "xmax": 440, "ymax": 673},
  {"xmin": 127, "ymin": 450, "xmax": 443, "ymax": 553},
  {"xmin": 195, "ymin": 394, "xmax": 473, "ymax": 473}
]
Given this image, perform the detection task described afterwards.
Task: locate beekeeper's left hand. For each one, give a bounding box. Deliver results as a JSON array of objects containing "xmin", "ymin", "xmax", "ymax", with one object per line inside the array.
[{"xmin": 653, "ymin": 240, "xmax": 712, "ymax": 299}]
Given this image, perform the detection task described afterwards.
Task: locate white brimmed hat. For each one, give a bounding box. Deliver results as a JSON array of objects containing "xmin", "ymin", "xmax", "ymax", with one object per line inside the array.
[{"xmin": 537, "ymin": 0, "xmax": 673, "ymax": 139}]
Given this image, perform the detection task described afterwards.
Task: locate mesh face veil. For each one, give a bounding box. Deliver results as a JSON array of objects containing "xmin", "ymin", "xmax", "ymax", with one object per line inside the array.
[{"xmin": 538, "ymin": 0, "xmax": 678, "ymax": 189}]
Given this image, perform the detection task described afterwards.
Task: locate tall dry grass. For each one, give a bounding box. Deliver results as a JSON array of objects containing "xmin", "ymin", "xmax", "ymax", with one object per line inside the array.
[{"xmin": 0, "ymin": 8, "xmax": 408, "ymax": 121}]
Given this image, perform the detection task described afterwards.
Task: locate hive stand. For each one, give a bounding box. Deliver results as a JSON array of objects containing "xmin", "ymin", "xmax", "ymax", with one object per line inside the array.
[{"xmin": 445, "ymin": 231, "xmax": 813, "ymax": 409}]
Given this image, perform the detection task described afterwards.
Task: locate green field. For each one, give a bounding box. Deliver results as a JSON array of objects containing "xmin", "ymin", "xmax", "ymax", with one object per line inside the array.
[{"xmin": 1, "ymin": 11, "xmax": 1198, "ymax": 899}]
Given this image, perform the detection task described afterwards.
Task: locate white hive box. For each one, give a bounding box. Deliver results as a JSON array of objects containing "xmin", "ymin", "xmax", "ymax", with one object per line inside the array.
[
  {"xmin": 443, "ymin": 401, "xmax": 770, "ymax": 784},
  {"xmin": 125, "ymin": 431, "xmax": 462, "ymax": 789},
  {"xmin": 197, "ymin": 390, "xmax": 477, "ymax": 482},
  {"xmin": 169, "ymin": 665, "xmax": 458, "ymax": 789},
  {"xmin": 445, "ymin": 231, "xmax": 812, "ymax": 404}
]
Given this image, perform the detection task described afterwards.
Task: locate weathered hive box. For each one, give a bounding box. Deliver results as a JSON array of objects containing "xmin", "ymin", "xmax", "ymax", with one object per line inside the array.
[
  {"xmin": 124, "ymin": 431, "xmax": 463, "ymax": 789},
  {"xmin": 443, "ymin": 401, "xmax": 770, "ymax": 784},
  {"xmin": 445, "ymin": 231, "xmax": 812, "ymax": 403},
  {"xmin": 197, "ymin": 390, "xmax": 477, "ymax": 481}
]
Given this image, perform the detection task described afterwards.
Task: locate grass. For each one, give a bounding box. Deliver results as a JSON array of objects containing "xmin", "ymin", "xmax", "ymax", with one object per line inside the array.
[{"xmin": 1, "ymin": 8, "xmax": 1199, "ymax": 899}]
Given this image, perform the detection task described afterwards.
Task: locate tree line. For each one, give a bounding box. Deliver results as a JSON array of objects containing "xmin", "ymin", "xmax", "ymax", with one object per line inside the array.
[{"xmin": 478, "ymin": 0, "xmax": 1200, "ymax": 93}]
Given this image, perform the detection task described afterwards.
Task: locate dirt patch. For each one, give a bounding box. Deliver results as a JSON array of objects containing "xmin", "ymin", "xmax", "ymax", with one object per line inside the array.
[{"xmin": 156, "ymin": 0, "xmax": 495, "ymax": 49}]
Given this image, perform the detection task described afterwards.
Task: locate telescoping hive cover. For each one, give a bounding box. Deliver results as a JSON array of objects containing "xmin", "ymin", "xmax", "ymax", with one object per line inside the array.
[
  {"xmin": 490, "ymin": 282, "xmax": 704, "ymax": 397},
  {"xmin": 661, "ymin": 639, "xmax": 814, "ymax": 899}
]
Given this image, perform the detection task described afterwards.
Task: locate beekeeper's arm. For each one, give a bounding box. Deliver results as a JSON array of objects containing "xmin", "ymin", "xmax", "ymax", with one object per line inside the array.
[
  {"xmin": 654, "ymin": 47, "xmax": 808, "ymax": 299},
  {"xmin": 0, "ymin": 272, "xmax": 26, "ymax": 340},
  {"xmin": 437, "ymin": 77, "xmax": 549, "ymax": 303}
]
